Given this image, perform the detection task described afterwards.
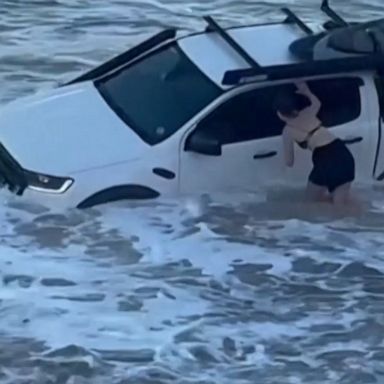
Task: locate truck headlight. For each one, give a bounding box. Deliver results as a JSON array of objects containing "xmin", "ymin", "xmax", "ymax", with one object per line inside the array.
[{"xmin": 25, "ymin": 171, "xmax": 74, "ymax": 194}]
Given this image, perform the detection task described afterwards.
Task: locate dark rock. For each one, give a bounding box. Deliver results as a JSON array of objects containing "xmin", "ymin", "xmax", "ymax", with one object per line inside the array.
[
  {"xmin": 316, "ymin": 350, "xmax": 366, "ymax": 362},
  {"xmin": 338, "ymin": 262, "xmax": 384, "ymax": 278},
  {"xmin": 117, "ymin": 296, "xmax": 143, "ymax": 312},
  {"xmin": 3, "ymin": 274, "xmax": 34, "ymax": 288},
  {"xmin": 291, "ymin": 257, "xmax": 342, "ymax": 274},
  {"xmin": 188, "ymin": 345, "xmax": 219, "ymax": 363},
  {"xmin": 44, "ymin": 345, "xmax": 93, "ymax": 358},
  {"xmin": 222, "ymin": 337, "xmax": 236, "ymax": 355},
  {"xmin": 93, "ymin": 349, "xmax": 155, "ymax": 363},
  {"xmin": 50, "ymin": 293, "xmax": 105, "ymax": 302},
  {"xmin": 340, "ymin": 371, "xmax": 377, "ymax": 383},
  {"xmin": 40, "ymin": 278, "xmax": 77, "ymax": 287}
]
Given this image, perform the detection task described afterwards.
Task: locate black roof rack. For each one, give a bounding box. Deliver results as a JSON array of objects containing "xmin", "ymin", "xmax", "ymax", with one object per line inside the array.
[
  {"xmin": 222, "ymin": 53, "xmax": 384, "ymax": 86},
  {"xmin": 201, "ymin": 0, "xmax": 369, "ymax": 87},
  {"xmin": 203, "ymin": 15, "xmax": 262, "ymax": 70},
  {"xmin": 281, "ymin": 7, "xmax": 314, "ymax": 35},
  {"xmin": 320, "ymin": 0, "xmax": 348, "ymax": 27},
  {"xmin": 62, "ymin": 0, "xmax": 360, "ymax": 89},
  {"xmin": 215, "ymin": 0, "xmax": 383, "ymax": 86},
  {"xmin": 203, "ymin": 9, "xmax": 314, "ymax": 72}
]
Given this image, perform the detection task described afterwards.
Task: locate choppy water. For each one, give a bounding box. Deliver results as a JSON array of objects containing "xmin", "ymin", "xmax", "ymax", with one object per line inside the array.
[{"xmin": 1, "ymin": 0, "xmax": 384, "ymax": 383}]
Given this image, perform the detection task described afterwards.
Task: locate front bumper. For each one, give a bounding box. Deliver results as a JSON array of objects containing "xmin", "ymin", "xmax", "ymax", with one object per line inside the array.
[{"xmin": 0, "ymin": 143, "xmax": 28, "ymax": 196}]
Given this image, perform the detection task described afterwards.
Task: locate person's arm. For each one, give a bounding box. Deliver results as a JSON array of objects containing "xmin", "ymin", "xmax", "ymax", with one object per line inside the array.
[
  {"xmin": 295, "ymin": 81, "xmax": 321, "ymax": 115},
  {"xmin": 282, "ymin": 127, "xmax": 294, "ymax": 167}
]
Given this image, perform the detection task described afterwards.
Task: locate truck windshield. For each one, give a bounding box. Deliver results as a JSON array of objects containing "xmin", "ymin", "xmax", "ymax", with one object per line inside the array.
[{"xmin": 96, "ymin": 42, "xmax": 222, "ymax": 145}]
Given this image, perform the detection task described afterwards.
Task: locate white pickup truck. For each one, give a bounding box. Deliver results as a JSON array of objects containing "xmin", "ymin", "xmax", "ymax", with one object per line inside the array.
[{"xmin": 0, "ymin": 0, "xmax": 383, "ymax": 209}]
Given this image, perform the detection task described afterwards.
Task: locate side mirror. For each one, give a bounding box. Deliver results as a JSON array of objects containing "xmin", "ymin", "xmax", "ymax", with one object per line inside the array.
[{"xmin": 185, "ymin": 129, "xmax": 222, "ymax": 156}]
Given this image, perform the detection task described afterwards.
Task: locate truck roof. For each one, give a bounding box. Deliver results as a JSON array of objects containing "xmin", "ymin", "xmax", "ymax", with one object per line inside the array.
[
  {"xmin": 177, "ymin": 22, "xmax": 308, "ymax": 88},
  {"xmin": 177, "ymin": 13, "xmax": 384, "ymax": 88}
]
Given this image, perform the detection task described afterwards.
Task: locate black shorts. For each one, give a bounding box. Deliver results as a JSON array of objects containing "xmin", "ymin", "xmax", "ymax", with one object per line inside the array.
[{"xmin": 309, "ymin": 139, "xmax": 355, "ymax": 193}]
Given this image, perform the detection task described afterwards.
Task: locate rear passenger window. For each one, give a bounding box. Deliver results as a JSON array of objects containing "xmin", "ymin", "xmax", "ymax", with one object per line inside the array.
[
  {"xmin": 192, "ymin": 76, "xmax": 362, "ymax": 146},
  {"xmin": 307, "ymin": 76, "xmax": 362, "ymax": 127}
]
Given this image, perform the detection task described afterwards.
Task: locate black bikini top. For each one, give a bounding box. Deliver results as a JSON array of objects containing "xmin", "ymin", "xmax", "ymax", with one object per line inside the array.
[{"xmin": 296, "ymin": 125, "xmax": 322, "ymax": 150}]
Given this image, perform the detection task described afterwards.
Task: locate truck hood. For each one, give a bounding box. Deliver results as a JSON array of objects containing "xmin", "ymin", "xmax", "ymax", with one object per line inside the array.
[{"xmin": 0, "ymin": 82, "xmax": 148, "ymax": 175}]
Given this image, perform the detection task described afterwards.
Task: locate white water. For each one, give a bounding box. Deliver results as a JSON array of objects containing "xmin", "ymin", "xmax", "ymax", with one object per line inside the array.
[
  {"xmin": 0, "ymin": 185, "xmax": 383, "ymax": 383},
  {"xmin": 2, "ymin": 0, "xmax": 384, "ymax": 382}
]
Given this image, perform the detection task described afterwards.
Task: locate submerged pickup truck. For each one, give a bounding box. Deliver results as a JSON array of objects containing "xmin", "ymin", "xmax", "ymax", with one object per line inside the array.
[{"xmin": 0, "ymin": 0, "xmax": 383, "ymax": 209}]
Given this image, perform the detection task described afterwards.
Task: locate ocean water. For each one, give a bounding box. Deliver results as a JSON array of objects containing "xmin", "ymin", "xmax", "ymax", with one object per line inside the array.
[{"xmin": 1, "ymin": 0, "xmax": 384, "ymax": 383}]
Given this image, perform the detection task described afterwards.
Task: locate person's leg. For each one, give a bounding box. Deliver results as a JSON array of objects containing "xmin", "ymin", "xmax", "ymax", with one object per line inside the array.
[
  {"xmin": 306, "ymin": 180, "xmax": 329, "ymax": 202},
  {"xmin": 329, "ymin": 141, "xmax": 356, "ymax": 207},
  {"xmin": 331, "ymin": 182, "xmax": 352, "ymax": 206},
  {"xmin": 307, "ymin": 151, "xmax": 330, "ymax": 203},
  {"xmin": 330, "ymin": 182, "xmax": 364, "ymax": 216}
]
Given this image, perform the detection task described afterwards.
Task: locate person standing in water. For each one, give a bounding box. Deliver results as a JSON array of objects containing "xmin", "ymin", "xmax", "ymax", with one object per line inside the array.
[{"xmin": 274, "ymin": 81, "xmax": 355, "ymax": 206}]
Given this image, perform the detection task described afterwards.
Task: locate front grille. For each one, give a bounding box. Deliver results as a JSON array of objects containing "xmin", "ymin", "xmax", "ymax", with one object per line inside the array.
[{"xmin": 0, "ymin": 143, "xmax": 28, "ymax": 196}]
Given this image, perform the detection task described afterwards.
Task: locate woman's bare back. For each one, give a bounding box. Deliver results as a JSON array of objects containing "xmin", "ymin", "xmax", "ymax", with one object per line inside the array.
[{"xmin": 278, "ymin": 82, "xmax": 335, "ymax": 150}]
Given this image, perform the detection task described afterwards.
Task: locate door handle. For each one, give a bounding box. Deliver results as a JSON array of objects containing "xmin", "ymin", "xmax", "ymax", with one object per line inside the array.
[
  {"xmin": 253, "ymin": 151, "xmax": 277, "ymax": 159},
  {"xmin": 342, "ymin": 136, "xmax": 363, "ymax": 145}
]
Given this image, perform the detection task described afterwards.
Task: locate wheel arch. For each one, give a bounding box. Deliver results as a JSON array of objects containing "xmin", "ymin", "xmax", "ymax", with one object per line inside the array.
[{"xmin": 76, "ymin": 184, "xmax": 160, "ymax": 209}]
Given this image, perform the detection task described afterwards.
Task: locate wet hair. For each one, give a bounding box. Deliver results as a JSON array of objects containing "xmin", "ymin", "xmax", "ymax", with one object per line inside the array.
[{"xmin": 273, "ymin": 88, "xmax": 311, "ymax": 118}]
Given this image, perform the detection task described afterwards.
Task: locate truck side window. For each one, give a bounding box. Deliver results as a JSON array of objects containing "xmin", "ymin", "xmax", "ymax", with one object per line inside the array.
[
  {"xmin": 193, "ymin": 86, "xmax": 285, "ymax": 145},
  {"xmin": 192, "ymin": 76, "xmax": 362, "ymax": 146},
  {"xmin": 307, "ymin": 77, "xmax": 362, "ymax": 127}
]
